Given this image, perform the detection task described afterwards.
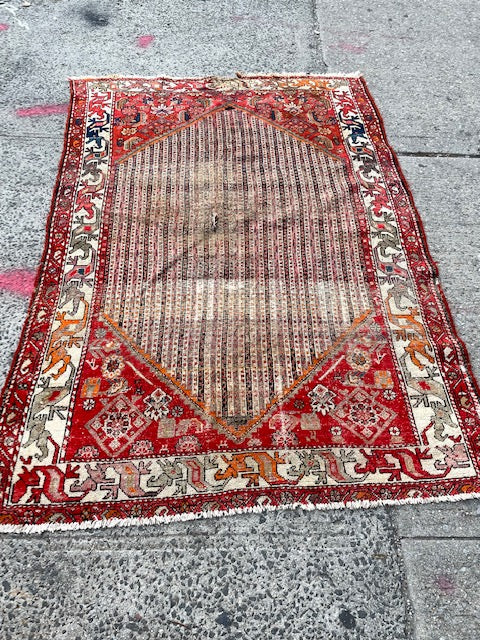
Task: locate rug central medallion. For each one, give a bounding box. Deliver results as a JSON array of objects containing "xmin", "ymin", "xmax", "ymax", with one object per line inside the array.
[{"xmin": 102, "ymin": 108, "xmax": 371, "ymax": 437}]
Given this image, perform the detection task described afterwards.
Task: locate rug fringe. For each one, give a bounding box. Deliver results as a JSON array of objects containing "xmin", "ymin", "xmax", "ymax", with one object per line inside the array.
[
  {"xmin": 2, "ymin": 491, "xmax": 479, "ymax": 534},
  {"xmin": 67, "ymin": 72, "xmax": 363, "ymax": 82},
  {"xmin": 235, "ymin": 71, "xmax": 363, "ymax": 79}
]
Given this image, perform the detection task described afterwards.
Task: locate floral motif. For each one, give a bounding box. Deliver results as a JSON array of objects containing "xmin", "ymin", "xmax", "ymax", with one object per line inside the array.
[
  {"xmin": 175, "ymin": 435, "xmax": 201, "ymax": 454},
  {"xmin": 103, "ymin": 412, "xmax": 132, "ymax": 444},
  {"xmin": 130, "ymin": 439, "xmax": 155, "ymax": 457},
  {"xmin": 75, "ymin": 445, "xmax": 100, "ymax": 461},
  {"xmin": 151, "ymin": 103, "xmax": 174, "ymax": 115},
  {"xmin": 383, "ymin": 389, "xmax": 397, "ymax": 401},
  {"xmin": 272, "ymin": 431, "xmax": 299, "ymax": 449},
  {"xmin": 349, "ymin": 401, "xmax": 378, "ymax": 427},
  {"xmin": 346, "ymin": 347, "xmax": 371, "ymax": 372},
  {"xmin": 170, "ymin": 405, "xmax": 184, "ymax": 418},
  {"xmin": 85, "ymin": 397, "xmax": 150, "ymax": 456},
  {"xmin": 308, "ymin": 383, "xmax": 336, "ymax": 415},
  {"xmin": 102, "ymin": 354, "xmax": 125, "ymax": 380},
  {"xmin": 144, "ymin": 388, "xmax": 172, "ymax": 421}
]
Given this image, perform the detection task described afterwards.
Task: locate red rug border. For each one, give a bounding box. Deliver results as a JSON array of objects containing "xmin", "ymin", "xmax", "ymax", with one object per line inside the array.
[
  {"xmin": 358, "ymin": 75, "xmax": 480, "ymax": 404},
  {"xmin": 1, "ymin": 74, "xmax": 480, "ymax": 531},
  {"xmin": 0, "ymin": 79, "xmax": 78, "ymax": 405}
]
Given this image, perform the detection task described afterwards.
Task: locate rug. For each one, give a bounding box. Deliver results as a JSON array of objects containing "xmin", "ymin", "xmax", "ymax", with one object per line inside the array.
[{"xmin": 1, "ymin": 73, "xmax": 480, "ymax": 531}]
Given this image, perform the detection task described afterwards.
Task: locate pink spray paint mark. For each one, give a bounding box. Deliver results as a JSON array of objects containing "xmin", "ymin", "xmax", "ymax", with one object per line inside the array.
[
  {"xmin": 137, "ymin": 35, "xmax": 155, "ymax": 48},
  {"xmin": 435, "ymin": 575, "xmax": 456, "ymax": 595},
  {"xmin": 0, "ymin": 269, "xmax": 36, "ymax": 297},
  {"xmin": 15, "ymin": 103, "xmax": 69, "ymax": 118},
  {"xmin": 0, "ymin": 23, "xmax": 10, "ymax": 31},
  {"xmin": 328, "ymin": 41, "xmax": 367, "ymax": 54},
  {"xmin": 231, "ymin": 14, "xmax": 253, "ymax": 23}
]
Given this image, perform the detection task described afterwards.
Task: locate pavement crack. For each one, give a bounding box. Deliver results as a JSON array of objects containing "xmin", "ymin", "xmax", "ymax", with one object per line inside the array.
[
  {"xmin": 307, "ymin": 0, "xmax": 327, "ymax": 73},
  {"xmin": 400, "ymin": 535, "xmax": 480, "ymax": 541},
  {"xmin": 385, "ymin": 508, "xmax": 417, "ymax": 640},
  {"xmin": 397, "ymin": 151, "xmax": 480, "ymax": 159}
]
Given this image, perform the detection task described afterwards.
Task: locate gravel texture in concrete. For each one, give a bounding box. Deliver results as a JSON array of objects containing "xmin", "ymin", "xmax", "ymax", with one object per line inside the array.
[{"xmin": 0, "ymin": 510, "xmax": 411, "ymax": 640}]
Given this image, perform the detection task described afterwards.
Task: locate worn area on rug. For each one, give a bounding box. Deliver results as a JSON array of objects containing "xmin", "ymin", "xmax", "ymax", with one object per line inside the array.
[{"xmin": 1, "ymin": 73, "xmax": 480, "ymax": 531}]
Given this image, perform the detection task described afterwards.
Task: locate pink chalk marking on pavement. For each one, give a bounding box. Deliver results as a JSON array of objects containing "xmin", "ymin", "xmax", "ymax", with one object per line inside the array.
[
  {"xmin": 328, "ymin": 41, "xmax": 367, "ymax": 54},
  {"xmin": 231, "ymin": 14, "xmax": 253, "ymax": 22},
  {"xmin": 137, "ymin": 35, "xmax": 155, "ymax": 48},
  {"xmin": 15, "ymin": 103, "xmax": 69, "ymax": 118},
  {"xmin": 435, "ymin": 575, "xmax": 456, "ymax": 595},
  {"xmin": 0, "ymin": 23, "xmax": 9, "ymax": 31},
  {"xmin": 0, "ymin": 269, "xmax": 36, "ymax": 297}
]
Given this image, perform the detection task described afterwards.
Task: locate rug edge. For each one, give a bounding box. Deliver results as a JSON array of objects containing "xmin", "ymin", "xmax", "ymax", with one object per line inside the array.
[
  {"xmin": 2, "ymin": 75, "xmax": 479, "ymax": 533},
  {"xmin": 0, "ymin": 80, "xmax": 77, "ymax": 402},
  {"xmin": 357, "ymin": 75, "xmax": 480, "ymax": 407},
  {"xmin": 67, "ymin": 71, "xmax": 364, "ymax": 81},
  {"xmin": 1, "ymin": 490, "xmax": 479, "ymax": 534}
]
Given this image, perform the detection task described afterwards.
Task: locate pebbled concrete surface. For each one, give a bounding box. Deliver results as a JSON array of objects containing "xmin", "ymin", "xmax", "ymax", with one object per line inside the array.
[
  {"xmin": 0, "ymin": 1, "xmax": 479, "ymax": 639},
  {"xmin": 0, "ymin": 137, "xmax": 61, "ymax": 271},
  {"xmin": 0, "ymin": 510, "xmax": 411, "ymax": 640}
]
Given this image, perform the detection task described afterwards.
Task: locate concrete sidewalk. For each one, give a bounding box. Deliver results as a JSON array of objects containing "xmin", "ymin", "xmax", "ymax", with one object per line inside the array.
[{"xmin": 0, "ymin": 1, "xmax": 479, "ymax": 638}]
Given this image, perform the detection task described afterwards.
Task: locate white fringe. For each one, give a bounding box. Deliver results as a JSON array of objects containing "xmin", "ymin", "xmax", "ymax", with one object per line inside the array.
[
  {"xmin": 2, "ymin": 491, "xmax": 479, "ymax": 534},
  {"xmin": 68, "ymin": 72, "xmax": 363, "ymax": 81},
  {"xmin": 235, "ymin": 71, "xmax": 363, "ymax": 79}
]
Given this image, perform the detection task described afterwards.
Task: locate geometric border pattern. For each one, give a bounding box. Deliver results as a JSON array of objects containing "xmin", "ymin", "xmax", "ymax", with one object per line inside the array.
[{"xmin": 0, "ymin": 74, "xmax": 479, "ymax": 531}]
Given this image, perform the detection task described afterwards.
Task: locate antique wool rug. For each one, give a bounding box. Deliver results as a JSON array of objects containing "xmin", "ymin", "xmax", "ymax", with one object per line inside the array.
[{"xmin": 1, "ymin": 73, "xmax": 480, "ymax": 531}]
